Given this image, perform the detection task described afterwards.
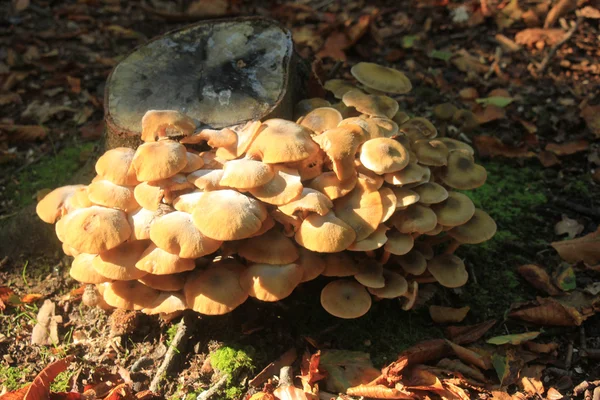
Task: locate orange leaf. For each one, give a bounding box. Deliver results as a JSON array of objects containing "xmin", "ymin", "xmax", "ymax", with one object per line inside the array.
[
  {"xmin": 429, "ymin": 305, "xmax": 470, "ymax": 324},
  {"xmin": 537, "ymin": 150, "xmax": 560, "ymax": 167},
  {"xmin": 21, "ymin": 293, "xmax": 43, "ymax": 303},
  {"xmin": 474, "ymin": 105, "xmax": 506, "ymax": 124},
  {"xmin": 447, "ymin": 341, "xmax": 492, "ymax": 370},
  {"xmin": 316, "ymin": 31, "xmax": 348, "ymax": 61},
  {"xmin": 22, "ymin": 357, "xmax": 73, "ymax": 400},
  {"xmin": 545, "ymin": 139, "xmax": 589, "ymax": 156},
  {"xmin": 517, "ymin": 264, "xmax": 562, "ymax": 296},
  {"xmin": 551, "ymin": 227, "xmax": 600, "ymax": 265},
  {"xmin": 509, "ymin": 292, "xmax": 600, "ymax": 326},
  {"xmin": 397, "ymin": 339, "xmax": 450, "ymax": 366},
  {"xmin": 473, "ymin": 136, "xmax": 535, "ymax": 158},
  {"xmin": 0, "ymin": 286, "xmax": 16, "ymax": 311},
  {"xmin": 347, "ymin": 384, "xmax": 413, "ymax": 399},
  {"xmin": 445, "ymin": 320, "xmax": 496, "ymax": 344},
  {"xmin": 346, "ymin": 15, "xmax": 372, "ymax": 47},
  {"xmin": 0, "ymin": 385, "xmax": 30, "ymax": 400},
  {"xmin": 300, "ymin": 351, "xmax": 326, "ymax": 388}
]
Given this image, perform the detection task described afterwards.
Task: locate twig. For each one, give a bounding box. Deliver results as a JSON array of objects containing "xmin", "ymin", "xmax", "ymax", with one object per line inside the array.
[
  {"xmin": 196, "ymin": 373, "xmax": 230, "ymax": 400},
  {"xmin": 327, "ymin": 61, "xmax": 343, "ymax": 80},
  {"xmin": 484, "ymin": 47, "xmax": 502, "ymax": 80},
  {"xmin": 552, "ymin": 197, "xmax": 600, "ymax": 218},
  {"xmin": 565, "ymin": 341, "xmax": 573, "ymax": 369},
  {"xmin": 149, "ymin": 317, "xmax": 188, "ymax": 392},
  {"xmin": 537, "ymin": 16, "xmax": 582, "ymax": 74}
]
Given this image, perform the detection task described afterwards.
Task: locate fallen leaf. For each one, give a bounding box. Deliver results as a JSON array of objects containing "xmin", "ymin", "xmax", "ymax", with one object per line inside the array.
[
  {"xmin": 21, "ymin": 293, "xmax": 43, "ymax": 303},
  {"xmin": 553, "ymin": 264, "xmax": 576, "ymax": 291},
  {"xmin": 405, "ymin": 366, "xmax": 446, "ymax": 391},
  {"xmin": 0, "ymin": 286, "xmax": 15, "ymax": 311},
  {"xmin": 523, "ymin": 341, "xmax": 559, "ymax": 353},
  {"xmin": 487, "ymin": 331, "xmax": 540, "ymax": 345},
  {"xmin": 396, "ymin": 339, "xmax": 450, "ymax": 366},
  {"xmin": 0, "ymin": 93, "xmax": 22, "ymax": 106},
  {"xmin": 316, "ymin": 31, "xmax": 348, "ymax": 61},
  {"xmin": 0, "ymin": 124, "xmax": 47, "ymax": 142},
  {"xmin": 429, "ymin": 305, "xmax": 470, "ymax": 324},
  {"xmin": 346, "ymin": 384, "xmax": 413, "ymax": 399},
  {"xmin": 580, "ymin": 105, "xmax": 600, "ymax": 138},
  {"xmin": 518, "ymin": 364, "xmax": 545, "ymax": 395},
  {"xmin": 492, "ymin": 349, "xmax": 524, "ymax": 387},
  {"xmin": 546, "ymin": 387, "xmax": 564, "ymax": 399},
  {"xmin": 21, "ymin": 100, "xmax": 76, "ymax": 124},
  {"xmin": 544, "ymin": 0, "xmax": 577, "ymax": 28},
  {"xmin": 300, "ymin": 351, "xmax": 326, "ymax": 389},
  {"xmin": 79, "ymin": 120, "xmax": 104, "ymax": 139},
  {"xmin": 474, "ymin": 105, "xmax": 507, "ymax": 124},
  {"xmin": 517, "ymin": 264, "xmax": 562, "ymax": 296},
  {"xmin": 475, "ymin": 97, "xmax": 514, "ymax": 108},
  {"xmin": 509, "ymin": 292, "xmax": 600, "ymax": 326},
  {"xmin": 346, "ymin": 14, "xmax": 372, "ymax": 47},
  {"xmin": 66, "ymin": 76, "xmax": 81, "ymax": 94},
  {"xmin": 447, "ymin": 341, "xmax": 492, "ymax": 370},
  {"xmin": 437, "ymin": 358, "xmax": 487, "ymax": 382},
  {"xmin": 473, "ymin": 136, "xmax": 535, "ymax": 158},
  {"xmin": 496, "ymin": 0, "xmax": 523, "ymax": 29},
  {"xmin": 545, "ymin": 140, "xmax": 589, "ymax": 155},
  {"xmin": 429, "ymin": 50, "xmax": 453, "ymax": 62},
  {"xmin": 580, "ymin": 6, "xmax": 600, "ymax": 19},
  {"xmin": 458, "ymin": 87, "xmax": 479, "ymax": 100},
  {"xmin": 319, "ymin": 350, "xmax": 380, "ymax": 393},
  {"xmin": 551, "ymin": 227, "xmax": 600, "ymax": 265},
  {"xmin": 515, "ymin": 28, "xmax": 566, "ymax": 47},
  {"xmin": 583, "ymin": 282, "xmax": 600, "ymax": 296},
  {"xmin": 451, "ymin": 52, "xmax": 489, "ymax": 74},
  {"xmin": 518, "ymin": 119, "xmax": 537, "ymax": 134},
  {"xmin": 0, "ymin": 357, "xmax": 73, "ymax": 400},
  {"xmin": 538, "ymin": 151, "xmax": 561, "ymax": 167},
  {"xmin": 445, "ymin": 320, "xmax": 496, "ymax": 344},
  {"xmin": 402, "ymin": 35, "xmax": 419, "ymax": 48},
  {"xmin": 187, "ymin": 0, "xmax": 229, "ymax": 17}
]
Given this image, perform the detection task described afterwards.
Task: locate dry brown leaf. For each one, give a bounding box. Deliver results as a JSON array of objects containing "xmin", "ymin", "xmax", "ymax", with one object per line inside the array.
[
  {"xmin": 523, "ymin": 341, "xmax": 559, "ymax": 353},
  {"xmin": 396, "ymin": 339, "xmax": 450, "ymax": 367},
  {"xmin": 554, "ymin": 215, "xmax": 584, "ymax": 239},
  {"xmin": 12, "ymin": 0, "xmax": 29, "ymax": 12},
  {"xmin": 0, "ymin": 93, "xmax": 22, "ymax": 106},
  {"xmin": 474, "ymin": 106, "xmax": 507, "ymax": 124},
  {"xmin": 187, "ymin": 0, "xmax": 229, "ymax": 17},
  {"xmin": 509, "ymin": 292, "xmax": 600, "ymax": 326},
  {"xmin": 580, "ymin": 6, "xmax": 600, "ymax": 19},
  {"xmin": 437, "ymin": 358, "xmax": 487, "ymax": 382},
  {"xmin": 347, "ymin": 15, "xmax": 372, "ymax": 47},
  {"xmin": 545, "ymin": 140, "xmax": 589, "ymax": 155},
  {"xmin": 546, "ymin": 387, "xmax": 564, "ymax": 399},
  {"xmin": 515, "ymin": 28, "xmax": 566, "ymax": 46},
  {"xmin": 544, "ymin": 0, "xmax": 577, "ymax": 28},
  {"xmin": 0, "ymin": 124, "xmax": 47, "ymax": 142},
  {"xmin": 316, "ymin": 31, "xmax": 348, "ymax": 61},
  {"xmin": 346, "ymin": 384, "xmax": 414, "ymax": 399},
  {"xmin": 517, "ymin": 264, "xmax": 562, "ymax": 296},
  {"xmin": 518, "ymin": 364, "xmax": 545, "ymax": 395},
  {"xmin": 538, "ymin": 151, "xmax": 560, "ymax": 167},
  {"xmin": 474, "ymin": 136, "xmax": 536, "ymax": 158},
  {"xmin": 66, "ymin": 76, "xmax": 81, "ymax": 94},
  {"xmin": 518, "ymin": 119, "xmax": 537, "ymax": 134},
  {"xmin": 0, "ymin": 356, "xmax": 74, "ymax": 400},
  {"xmin": 21, "ymin": 293, "xmax": 43, "ymax": 303},
  {"xmin": 451, "ymin": 53, "xmax": 489, "ymax": 74},
  {"xmin": 445, "ymin": 320, "xmax": 496, "ymax": 344},
  {"xmin": 429, "ymin": 305, "xmax": 470, "ymax": 324},
  {"xmin": 580, "ymin": 105, "xmax": 600, "ymax": 138},
  {"xmin": 551, "ymin": 227, "xmax": 600, "ymax": 265},
  {"xmin": 300, "ymin": 350, "xmax": 326, "ymax": 389},
  {"xmin": 447, "ymin": 341, "xmax": 492, "ymax": 370}
]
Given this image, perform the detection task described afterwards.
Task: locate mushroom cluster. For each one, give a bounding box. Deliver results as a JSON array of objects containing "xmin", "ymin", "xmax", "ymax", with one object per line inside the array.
[{"xmin": 37, "ymin": 62, "xmax": 496, "ymax": 319}]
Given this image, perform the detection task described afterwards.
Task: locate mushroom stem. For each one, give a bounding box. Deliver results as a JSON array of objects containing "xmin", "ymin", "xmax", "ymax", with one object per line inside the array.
[
  {"xmin": 444, "ymin": 240, "xmax": 461, "ymax": 255},
  {"xmin": 412, "ymin": 233, "xmax": 421, "ymax": 239},
  {"xmin": 379, "ymin": 250, "xmax": 391, "ymax": 265},
  {"xmin": 365, "ymin": 250, "xmax": 376, "ymax": 258}
]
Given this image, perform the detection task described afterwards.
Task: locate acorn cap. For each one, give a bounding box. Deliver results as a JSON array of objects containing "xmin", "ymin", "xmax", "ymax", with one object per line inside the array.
[
  {"xmin": 140, "ymin": 110, "xmax": 196, "ymax": 142},
  {"xmin": 141, "ymin": 291, "xmax": 187, "ymax": 315},
  {"xmin": 413, "ymin": 182, "xmax": 449, "ymax": 205},
  {"xmin": 348, "ymin": 224, "xmax": 388, "ymax": 251},
  {"xmin": 413, "ymin": 139, "xmax": 449, "ymax": 167},
  {"xmin": 172, "ymin": 191, "xmax": 205, "ymax": 213},
  {"xmin": 396, "ymin": 250, "xmax": 427, "ymax": 275},
  {"xmin": 150, "ymin": 211, "xmax": 222, "ymax": 258},
  {"xmin": 132, "ymin": 139, "xmax": 187, "ymax": 181},
  {"xmin": 241, "ymin": 263, "xmax": 303, "ymax": 302},
  {"xmin": 399, "ymin": 118, "xmax": 438, "ymax": 141},
  {"xmin": 135, "ymin": 244, "xmax": 196, "ymax": 275},
  {"xmin": 246, "ymin": 119, "xmax": 318, "ymax": 163},
  {"xmin": 368, "ymin": 270, "xmax": 408, "ymax": 298},
  {"xmin": 278, "ymin": 188, "xmax": 333, "ymax": 217},
  {"xmin": 312, "ymin": 125, "xmax": 364, "ymax": 181},
  {"xmin": 342, "ymin": 90, "xmax": 399, "ymax": 118},
  {"xmin": 187, "ymin": 169, "xmax": 227, "ymax": 191},
  {"xmin": 62, "ymin": 206, "xmax": 131, "ymax": 253},
  {"xmin": 295, "ymin": 211, "xmax": 356, "ymax": 253},
  {"xmin": 384, "ymin": 163, "xmax": 430, "ymax": 186},
  {"xmin": 360, "ymin": 138, "xmax": 409, "ymax": 174},
  {"xmin": 138, "ymin": 272, "xmax": 186, "ymax": 291},
  {"xmin": 219, "ymin": 159, "xmax": 275, "ymax": 189},
  {"xmin": 321, "ymin": 252, "xmax": 359, "ymax": 276},
  {"xmin": 181, "ymin": 152, "xmax": 205, "ymax": 173},
  {"xmin": 355, "ymin": 262, "xmax": 385, "ymax": 288},
  {"xmin": 184, "ymin": 260, "xmax": 248, "ymax": 315},
  {"xmin": 383, "ymin": 230, "xmax": 414, "ymax": 256},
  {"xmin": 285, "ymin": 147, "xmax": 326, "ymax": 181},
  {"xmin": 351, "ymin": 62, "xmax": 412, "ymax": 94},
  {"xmin": 427, "ymin": 254, "xmax": 468, "ymax": 288},
  {"xmin": 298, "ymin": 107, "xmax": 343, "ymax": 134},
  {"xmin": 191, "ymin": 190, "xmax": 267, "ymax": 240},
  {"xmin": 430, "ymin": 192, "xmax": 475, "ymax": 227},
  {"xmin": 391, "ymin": 204, "xmax": 437, "ymax": 234},
  {"xmin": 324, "ymin": 79, "xmax": 357, "ymax": 99},
  {"xmin": 88, "ymin": 180, "xmax": 139, "ymax": 212},
  {"xmin": 436, "ymin": 138, "xmax": 474, "ymax": 155},
  {"xmin": 400, "ymin": 281, "xmax": 419, "ymax": 310},
  {"xmin": 36, "ymin": 185, "xmax": 86, "ymax": 224},
  {"xmin": 333, "ymin": 183, "xmax": 383, "ymax": 241},
  {"xmin": 70, "ymin": 254, "xmax": 110, "ymax": 284},
  {"xmin": 95, "ymin": 148, "xmax": 139, "ymax": 186},
  {"xmin": 297, "ymin": 247, "xmax": 326, "ymax": 282},
  {"xmin": 102, "ymin": 280, "xmax": 161, "ymax": 310},
  {"xmin": 308, "ymin": 172, "xmax": 357, "ymax": 201},
  {"xmin": 215, "ymin": 120, "xmax": 263, "ymax": 160},
  {"xmin": 440, "ymin": 151, "xmax": 487, "ymax": 190},
  {"xmin": 238, "ymin": 229, "xmax": 299, "ymax": 265},
  {"xmin": 294, "ymin": 98, "xmax": 332, "ymax": 119},
  {"xmin": 320, "ymin": 279, "xmax": 372, "ymax": 319},
  {"xmin": 248, "ymin": 166, "xmax": 303, "ymax": 206},
  {"xmin": 92, "ymin": 240, "xmax": 150, "ymax": 281},
  {"xmin": 448, "ymin": 209, "xmax": 497, "ymax": 244}
]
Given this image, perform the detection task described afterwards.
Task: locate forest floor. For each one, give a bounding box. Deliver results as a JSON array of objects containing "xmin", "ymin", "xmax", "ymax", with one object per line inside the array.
[{"xmin": 0, "ymin": 0, "xmax": 599, "ymax": 399}]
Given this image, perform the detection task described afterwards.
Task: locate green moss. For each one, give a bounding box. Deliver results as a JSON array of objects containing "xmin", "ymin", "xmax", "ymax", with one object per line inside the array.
[
  {"xmin": 0, "ymin": 364, "xmax": 33, "ymax": 391},
  {"xmin": 5, "ymin": 141, "xmax": 97, "ymax": 207},
  {"xmin": 210, "ymin": 345, "xmax": 255, "ymax": 400}
]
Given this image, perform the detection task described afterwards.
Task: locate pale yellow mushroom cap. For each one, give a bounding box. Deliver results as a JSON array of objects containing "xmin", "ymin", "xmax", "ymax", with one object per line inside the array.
[
  {"xmin": 430, "ymin": 192, "xmax": 475, "ymax": 227},
  {"xmin": 384, "ymin": 163, "xmax": 430, "ymax": 186},
  {"xmin": 92, "ymin": 240, "xmax": 150, "ymax": 281},
  {"xmin": 135, "ymin": 244, "xmax": 196, "ymax": 275},
  {"xmin": 95, "ymin": 147, "xmax": 139, "ymax": 186},
  {"xmin": 240, "ymin": 263, "xmax": 303, "ymax": 302},
  {"xmin": 396, "ymin": 250, "xmax": 427, "ymax": 276},
  {"xmin": 294, "ymin": 98, "xmax": 332, "ymax": 119},
  {"xmin": 391, "ymin": 204, "xmax": 437, "ymax": 234},
  {"xmin": 134, "ymin": 174, "xmax": 193, "ymax": 210},
  {"xmin": 285, "ymin": 147, "xmax": 326, "ymax": 181},
  {"xmin": 320, "ymin": 279, "xmax": 372, "ymax": 319},
  {"xmin": 360, "ymin": 137, "xmax": 409, "ymax": 174},
  {"xmin": 140, "ymin": 110, "xmax": 196, "ymax": 142},
  {"xmin": 128, "ymin": 206, "xmax": 170, "ymax": 240},
  {"xmin": 278, "ymin": 188, "xmax": 333, "ymax": 217},
  {"xmin": 437, "ymin": 138, "xmax": 475, "ymax": 155},
  {"xmin": 448, "ymin": 209, "xmax": 497, "ymax": 244},
  {"xmin": 348, "ymin": 224, "xmax": 388, "ymax": 251},
  {"xmin": 172, "ymin": 191, "xmax": 205, "ymax": 213},
  {"xmin": 312, "ymin": 125, "xmax": 364, "ymax": 181},
  {"xmin": 70, "ymin": 253, "xmax": 110, "ymax": 284},
  {"xmin": 246, "ymin": 119, "xmax": 318, "ymax": 163},
  {"xmin": 181, "ymin": 127, "xmax": 237, "ymax": 147},
  {"xmin": 132, "ymin": 139, "xmax": 187, "ymax": 181},
  {"xmin": 439, "ymin": 151, "xmax": 487, "ymax": 190},
  {"xmin": 324, "ymin": 79, "xmax": 357, "ymax": 99},
  {"xmin": 333, "ymin": 182, "xmax": 383, "ymax": 241},
  {"xmin": 36, "ymin": 185, "xmax": 86, "ymax": 224},
  {"xmin": 181, "ymin": 152, "xmax": 205, "ymax": 173},
  {"xmin": 379, "ymin": 187, "xmax": 397, "ymax": 223},
  {"xmin": 351, "ymin": 62, "xmax": 412, "ymax": 94},
  {"xmin": 138, "ymin": 272, "xmax": 187, "ymax": 292},
  {"xmin": 427, "ymin": 254, "xmax": 468, "ymax": 288},
  {"xmin": 298, "ymin": 107, "xmax": 343, "ymax": 135},
  {"xmin": 219, "ymin": 159, "xmax": 275, "ymax": 189},
  {"xmin": 383, "ymin": 230, "xmax": 414, "ymax": 256},
  {"xmin": 88, "ymin": 180, "xmax": 139, "ymax": 213},
  {"xmin": 342, "ymin": 90, "xmax": 399, "ymax": 118},
  {"xmin": 248, "ymin": 166, "xmax": 303, "ymax": 206},
  {"xmin": 338, "ymin": 116, "xmax": 379, "ymax": 140},
  {"xmin": 413, "ymin": 139, "xmax": 449, "ymax": 167},
  {"xmin": 367, "ymin": 270, "xmax": 408, "ymax": 298},
  {"xmin": 308, "ymin": 171, "xmax": 357, "ymax": 201},
  {"xmin": 187, "ymin": 170, "xmax": 227, "ymax": 192},
  {"xmin": 413, "ymin": 182, "xmax": 449, "ymax": 205},
  {"xmin": 238, "ymin": 229, "xmax": 299, "ymax": 265},
  {"xmin": 399, "ymin": 117, "xmax": 438, "ymax": 141},
  {"xmin": 295, "ymin": 211, "xmax": 356, "ymax": 253},
  {"xmin": 355, "ymin": 262, "xmax": 385, "ymax": 288},
  {"xmin": 61, "ymin": 206, "xmax": 131, "ymax": 253},
  {"xmin": 141, "ymin": 291, "xmax": 187, "ymax": 315},
  {"xmin": 215, "ymin": 120, "xmax": 263, "ymax": 160},
  {"xmin": 102, "ymin": 280, "xmax": 161, "ymax": 310}
]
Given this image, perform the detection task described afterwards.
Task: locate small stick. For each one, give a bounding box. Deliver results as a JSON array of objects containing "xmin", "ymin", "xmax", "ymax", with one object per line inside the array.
[
  {"xmin": 546, "ymin": 367, "xmax": 572, "ymax": 377},
  {"xmin": 196, "ymin": 373, "xmax": 230, "ymax": 400},
  {"xmin": 565, "ymin": 341, "xmax": 573, "ymax": 369},
  {"xmin": 484, "ymin": 47, "xmax": 502, "ymax": 80},
  {"xmin": 580, "ymin": 326, "xmax": 587, "ymax": 351},
  {"xmin": 538, "ymin": 16, "xmax": 582, "ymax": 74},
  {"xmin": 149, "ymin": 317, "xmax": 188, "ymax": 392},
  {"xmin": 327, "ymin": 61, "xmax": 343, "ymax": 80},
  {"xmin": 553, "ymin": 197, "xmax": 600, "ymax": 218}
]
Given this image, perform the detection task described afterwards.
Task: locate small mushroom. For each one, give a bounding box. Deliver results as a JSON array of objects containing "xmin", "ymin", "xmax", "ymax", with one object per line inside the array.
[
  {"xmin": 297, "ymin": 247, "xmax": 326, "ymax": 282},
  {"xmin": 215, "ymin": 121, "xmax": 263, "ymax": 160},
  {"xmin": 350, "ymin": 62, "xmax": 412, "ymax": 94},
  {"xmin": 381, "ymin": 230, "xmax": 414, "ymax": 264},
  {"xmin": 412, "ymin": 139, "xmax": 449, "ymax": 167},
  {"xmin": 355, "ymin": 262, "xmax": 385, "ymax": 288},
  {"xmin": 132, "ymin": 139, "xmax": 188, "ymax": 181},
  {"xmin": 70, "ymin": 254, "xmax": 110, "ymax": 284},
  {"xmin": 430, "ymin": 192, "xmax": 475, "ymax": 227},
  {"xmin": 140, "ymin": 110, "xmax": 196, "ymax": 142},
  {"xmin": 278, "ymin": 188, "xmax": 333, "ymax": 217},
  {"xmin": 297, "ymin": 107, "xmax": 343, "ymax": 134},
  {"xmin": 295, "ymin": 211, "xmax": 356, "ymax": 253},
  {"xmin": 308, "ymin": 171, "xmax": 357, "ymax": 201},
  {"xmin": 342, "ymin": 90, "xmax": 399, "ymax": 119},
  {"xmin": 367, "ymin": 269, "xmax": 408, "ymax": 298},
  {"xmin": 333, "ymin": 182, "xmax": 383, "ymax": 241},
  {"xmin": 360, "ymin": 137, "xmax": 409, "ymax": 174},
  {"xmin": 439, "ymin": 151, "xmax": 487, "ymax": 190},
  {"xmin": 390, "ymin": 204, "xmax": 437, "ymax": 234},
  {"xmin": 138, "ymin": 272, "xmax": 187, "ymax": 292},
  {"xmin": 312, "ymin": 125, "xmax": 364, "ymax": 181},
  {"xmin": 324, "ymin": 79, "xmax": 357, "ymax": 99},
  {"xmin": 240, "ymin": 263, "xmax": 303, "ymax": 302},
  {"xmin": 384, "ymin": 163, "xmax": 430, "ymax": 186},
  {"xmin": 102, "ymin": 280, "xmax": 161, "ymax": 310},
  {"xmin": 321, "ymin": 252, "xmax": 359, "ymax": 277},
  {"xmin": 88, "ymin": 180, "xmax": 139, "ymax": 213},
  {"xmin": 413, "ymin": 182, "xmax": 449, "ymax": 205},
  {"xmin": 181, "ymin": 152, "xmax": 205, "ymax": 173},
  {"xmin": 395, "ymin": 250, "xmax": 427, "ymax": 276},
  {"xmin": 219, "ymin": 159, "xmax": 275, "ymax": 189},
  {"xmin": 248, "ymin": 166, "xmax": 303, "ymax": 206},
  {"xmin": 436, "ymin": 138, "xmax": 475, "ymax": 155},
  {"xmin": 141, "ymin": 291, "xmax": 187, "ymax": 316},
  {"xmin": 427, "ymin": 255, "xmax": 468, "ymax": 288},
  {"xmin": 187, "ymin": 170, "xmax": 227, "ymax": 192},
  {"xmin": 348, "ymin": 224, "xmax": 388, "ymax": 252},
  {"xmin": 36, "ymin": 185, "xmax": 86, "ymax": 224},
  {"xmin": 399, "ymin": 281, "xmax": 419, "ymax": 310},
  {"xmin": 95, "ymin": 147, "xmax": 139, "ymax": 186},
  {"xmin": 294, "ymin": 98, "xmax": 332, "ymax": 119},
  {"xmin": 246, "ymin": 119, "xmax": 318, "ymax": 163},
  {"xmin": 92, "ymin": 240, "xmax": 150, "ymax": 281},
  {"xmin": 391, "ymin": 187, "xmax": 420, "ymax": 209},
  {"xmin": 446, "ymin": 209, "xmax": 497, "ymax": 253},
  {"xmin": 238, "ymin": 229, "xmax": 299, "ymax": 264},
  {"xmin": 320, "ymin": 279, "xmax": 372, "ymax": 319},
  {"xmin": 399, "ymin": 118, "xmax": 438, "ymax": 141},
  {"xmin": 135, "ymin": 244, "xmax": 196, "ymax": 275}
]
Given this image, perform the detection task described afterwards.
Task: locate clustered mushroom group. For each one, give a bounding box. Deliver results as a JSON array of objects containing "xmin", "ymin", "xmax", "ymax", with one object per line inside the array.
[{"xmin": 36, "ymin": 62, "xmax": 496, "ymax": 320}]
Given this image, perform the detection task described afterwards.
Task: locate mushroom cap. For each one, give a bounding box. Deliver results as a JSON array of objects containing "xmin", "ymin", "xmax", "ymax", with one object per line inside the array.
[
  {"xmin": 312, "ymin": 125, "xmax": 364, "ymax": 181},
  {"xmin": 172, "ymin": 191, "xmax": 205, "ymax": 213},
  {"xmin": 141, "ymin": 291, "xmax": 187, "ymax": 315},
  {"xmin": 424, "ymin": 224, "xmax": 444, "ymax": 236},
  {"xmin": 70, "ymin": 253, "xmax": 110, "ymax": 284},
  {"xmin": 128, "ymin": 206, "xmax": 169, "ymax": 240},
  {"xmin": 95, "ymin": 148, "xmax": 139, "ymax": 186},
  {"xmin": 246, "ymin": 119, "xmax": 318, "ymax": 163},
  {"xmin": 295, "ymin": 211, "xmax": 356, "ymax": 253},
  {"xmin": 392, "ymin": 111, "xmax": 410, "ymax": 125},
  {"xmin": 61, "ymin": 206, "xmax": 131, "ymax": 253},
  {"xmin": 320, "ymin": 279, "xmax": 372, "ymax": 319},
  {"xmin": 368, "ymin": 270, "xmax": 409, "ymax": 298},
  {"xmin": 238, "ymin": 228, "xmax": 299, "ymax": 264},
  {"xmin": 379, "ymin": 187, "xmax": 397, "ymax": 223},
  {"xmin": 278, "ymin": 188, "xmax": 333, "ymax": 217},
  {"xmin": 132, "ymin": 139, "xmax": 188, "ymax": 181},
  {"xmin": 437, "ymin": 138, "xmax": 474, "ymax": 155},
  {"xmin": 65, "ymin": 186, "xmax": 93, "ymax": 210},
  {"xmin": 383, "ymin": 230, "xmax": 414, "ymax": 256},
  {"xmin": 181, "ymin": 152, "xmax": 205, "ymax": 173},
  {"xmin": 62, "ymin": 243, "xmax": 80, "ymax": 257},
  {"xmin": 321, "ymin": 252, "xmax": 359, "ymax": 276},
  {"xmin": 427, "ymin": 254, "xmax": 468, "ymax": 288},
  {"xmin": 184, "ymin": 260, "xmax": 248, "ymax": 315},
  {"xmin": 433, "ymin": 103, "xmax": 458, "ymax": 121},
  {"xmin": 439, "ymin": 151, "xmax": 487, "ymax": 190},
  {"xmin": 338, "ymin": 116, "xmax": 378, "ymax": 139},
  {"xmin": 333, "ymin": 183, "xmax": 383, "ymax": 241},
  {"xmin": 413, "ymin": 182, "xmax": 449, "ymax": 205},
  {"xmin": 36, "ymin": 185, "xmax": 86, "ymax": 224},
  {"xmin": 187, "ymin": 169, "xmax": 227, "ymax": 192},
  {"xmin": 135, "ymin": 244, "xmax": 196, "ymax": 275},
  {"xmin": 219, "ymin": 159, "xmax": 275, "ymax": 189},
  {"xmin": 371, "ymin": 117, "xmax": 400, "ymax": 138},
  {"xmin": 285, "ymin": 147, "xmax": 326, "ymax": 181},
  {"xmin": 308, "ymin": 172, "xmax": 357, "ymax": 201},
  {"xmin": 413, "ymin": 139, "xmax": 449, "ymax": 167},
  {"xmin": 348, "ymin": 224, "xmax": 388, "ymax": 251},
  {"xmin": 414, "ymin": 242, "xmax": 435, "ymax": 260},
  {"xmin": 133, "ymin": 182, "xmax": 164, "ymax": 211},
  {"xmin": 297, "ymin": 247, "xmax": 326, "ymax": 282},
  {"xmin": 92, "ymin": 240, "xmax": 150, "ymax": 280},
  {"xmin": 396, "ymin": 250, "xmax": 427, "ymax": 275},
  {"xmin": 360, "ymin": 138, "xmax": 409, "ymax": 174},
  {"xmin": 87, "ymin": 180, "xmax": 139, "ymax": 212},
  {"xmin": 294, "ymin": 98, "xmax": 332, "ymax": 119},
  {"xmin": 399, "ymin": 118, "xmax": 438, "ymax": 141},
  {"xmin": 342, "ymin": 90, "xmax": 399, "ymax": 118},
  {"xmin": 391, "ymin": 204, "xmax": 438, "ymax": 234},
  {"xmin": 324, "ymin": 79, "xmax": 357, "ymax": 99},
  {"xmin": 150, "ymin": 211, "xmax": 222, "ymax": 258},
  {"xmin": 240, "ymin": 263, "xmax": 304, "ymax": 302},
  {"xmin": 138, "ymin": 272, "xmax": 187, "ymax": 291},
  {"xmin": 355, "ymin": 262, "xmax": 385, "ymax": 288},
  {"xmin": 430, "ymin": 192, "xmax": 475, "ymax": 227},
  {"xmin": 200, "ymin": 150, "xmax": 227, "ymax": 169},
  {"xmin": 356, "ymin": 167, "xmax": 385, "ymax": 191},
  {"xmin": 248, "ymin": 166, "xmax": 303, "ymax": 205},
  {"xmin": 400, "ymin": 281, "xmax": 419, "ymax": 311},
  {"xmin": 384, "ymin": 163, "xmax": 430, "ymax": 186},
  {"xmin": 182, "ymin": 127, "xmax": 237, "ymax": 147},
  {"xmin": 448, "ymin": 209, "xmax": 497, "ymax": 244},
  {"xmin": 140, "ymin": 110, "xmax": 196, "ymax": 142},
  {"xmin": 191, "ymin": 190, "xmax": 267, "ymax": 240},
  {"xmin": 298, "ymin": 107, "xmax": 343, "ymax": 134},
  {"xmin": 351, "ymin": 62, "xmax": 412, "ymax": 94},
  {"xmin": 102, "ymin": 280, "xmax": 161, "ymax": 310},
  {"xmin": 215, "ymin": 120, "xmax": 263, "ymax": 160}
]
